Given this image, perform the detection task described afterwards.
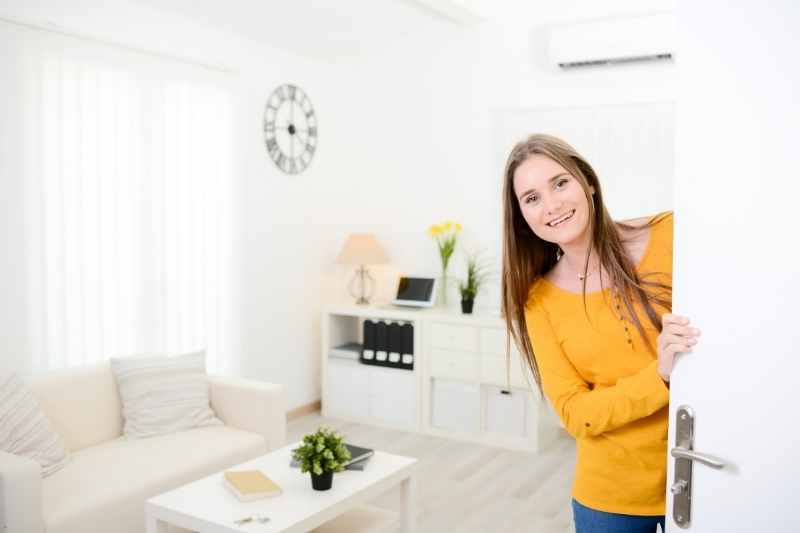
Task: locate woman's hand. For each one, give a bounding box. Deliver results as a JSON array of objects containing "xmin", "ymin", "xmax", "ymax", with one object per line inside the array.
[{"xmin": 657, "ymin": 314, "xmax": 701, "ymax": 382}]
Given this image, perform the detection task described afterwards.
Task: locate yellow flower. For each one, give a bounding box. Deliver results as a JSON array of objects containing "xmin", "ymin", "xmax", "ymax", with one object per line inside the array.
[
  {"xmin": 443, "ymin": 221, "xmax": 453, "ymax": 232},
  {"xmin": 428, "ymin": 225, "xmax": 442, "ymax": 237},
  {"xmin": 454, "ymin": 223, "xmax": 462, "ymax": 232}
]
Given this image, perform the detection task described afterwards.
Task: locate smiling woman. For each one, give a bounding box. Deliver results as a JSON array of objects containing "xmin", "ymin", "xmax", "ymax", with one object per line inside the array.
[
  {"xmin": 515, "ymin": 156, "xmax": 596, "ymax": 254},
  {"xmin": 500, "ymin": 134, "xmax": 700, "ymax": 532}
]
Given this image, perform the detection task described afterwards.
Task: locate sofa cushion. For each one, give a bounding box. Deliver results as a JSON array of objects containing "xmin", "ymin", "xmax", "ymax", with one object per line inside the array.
[
  {"xmin": 28, "ymin": 362, "xmax": 122, "ymax": 452},
  {"xmin": 0, "ymin": 373, "xmax": 70, "ymax": 476},
  {"xmin": 110, "ymin": 351, "xmax": 222, "ymax": 439},
  {"xmin": 42, "ymin": 425, "xmax": 268, "ymax": 533}
]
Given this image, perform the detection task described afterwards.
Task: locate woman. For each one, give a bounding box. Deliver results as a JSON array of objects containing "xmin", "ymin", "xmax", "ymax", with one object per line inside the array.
[{"xmin": 500, "ymin": 134, "xmax": 701, "ymax": 533}]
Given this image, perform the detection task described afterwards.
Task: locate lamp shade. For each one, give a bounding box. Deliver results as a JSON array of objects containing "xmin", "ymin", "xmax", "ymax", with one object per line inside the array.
[{"xmin": 336, "ymin": 233, "xmax": 389, "ymax": 265}]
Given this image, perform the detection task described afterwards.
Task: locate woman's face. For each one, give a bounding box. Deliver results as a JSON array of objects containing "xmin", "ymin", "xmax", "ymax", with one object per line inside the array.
[{"xmin": 512, "ymin": 154, "xmax": 594, "ymax": 248}]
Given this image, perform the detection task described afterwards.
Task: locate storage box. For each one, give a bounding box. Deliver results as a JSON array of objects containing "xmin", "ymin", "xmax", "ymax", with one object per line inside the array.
[{"xmin": 431, "ymin": 379, "xmax": 480, "ymax": 434}]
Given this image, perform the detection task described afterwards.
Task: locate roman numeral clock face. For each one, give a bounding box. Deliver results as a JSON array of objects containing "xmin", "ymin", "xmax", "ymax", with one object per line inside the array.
[{"xmin": 263, "ymin": 84, "xmax": 318, "ymax": 175}]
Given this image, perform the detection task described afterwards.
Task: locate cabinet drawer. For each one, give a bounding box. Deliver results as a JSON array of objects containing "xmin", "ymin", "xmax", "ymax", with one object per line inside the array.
[
  {"xmin": 326, "ymin": 359, "xmax": 369, "ymax": 419},
  {"xmin": 485, "ymin": 385, "xmax": 526, "ymax": 437},
  {"xmin": 480, "ymin": 353, "xmax": 528, "ymax": 389},
  {"xmin": 479, "ymin": 327, "xmax": 520, "ymax": 357},
  {"xmin": 369, "ymin": 367, "xmax": 416, "ymax": 429},
  {"xmin": 431, "ymin": 379, "xmax": 480, "ymax": 434},
  {"xmin": 429, "ymin": 349, "xmax": 479, "ymax": 381},
  {"xmin": 429, "ymin": 322, "xmax": 479, "ymax": 352}
]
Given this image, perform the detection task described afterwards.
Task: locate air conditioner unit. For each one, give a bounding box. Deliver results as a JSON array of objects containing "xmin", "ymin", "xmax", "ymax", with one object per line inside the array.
[{"xmin": 547, "ymin": 14, "xmax": 675, "ymax": 69}]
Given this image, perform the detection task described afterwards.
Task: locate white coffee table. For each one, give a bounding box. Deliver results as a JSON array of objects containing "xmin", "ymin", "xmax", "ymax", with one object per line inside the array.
[{"xmin": 145, "ymin": 442, "xmax": 418, "ymax": 533}]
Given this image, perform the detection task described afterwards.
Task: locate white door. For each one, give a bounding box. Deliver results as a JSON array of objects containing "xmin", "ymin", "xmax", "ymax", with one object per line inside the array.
[{"xmin": 669, "ymin": 1, "xmax": 800, "ymax": 530}]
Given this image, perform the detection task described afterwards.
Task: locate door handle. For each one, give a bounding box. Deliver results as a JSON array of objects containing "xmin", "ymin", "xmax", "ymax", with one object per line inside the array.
[
  {"xmin": 670, "ymin": 447, "xmax": 726, "ymax": 470},
  {"xmin": 670, "ymin": 405, "xmax": 727, "ymax": 529}
]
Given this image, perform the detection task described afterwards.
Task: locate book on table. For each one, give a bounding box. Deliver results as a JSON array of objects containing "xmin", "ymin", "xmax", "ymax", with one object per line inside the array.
[
  {"xmin": 344, "ymin": 443, "xmax": 374, "ymax": 466},
  {"xmin": 223, "ymin": 470, "xmax": 282, "ymax": 502}
]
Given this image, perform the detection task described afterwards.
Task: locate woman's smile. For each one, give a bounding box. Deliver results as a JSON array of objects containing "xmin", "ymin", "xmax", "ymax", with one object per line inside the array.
[{"xmin": 547, "ymin": 209, "xmax": 576, "ymax": 228}]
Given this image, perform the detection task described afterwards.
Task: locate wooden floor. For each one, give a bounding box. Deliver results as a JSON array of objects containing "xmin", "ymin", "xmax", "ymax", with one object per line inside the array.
[{"xmin": 287, "ymin": 413, "xmax": 577, "ymax": 533}]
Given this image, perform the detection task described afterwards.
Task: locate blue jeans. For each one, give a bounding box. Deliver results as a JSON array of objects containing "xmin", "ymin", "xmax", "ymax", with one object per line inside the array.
[{"xmin": 572, "ymin": 499, "xmax": 666, "ymax": 533}]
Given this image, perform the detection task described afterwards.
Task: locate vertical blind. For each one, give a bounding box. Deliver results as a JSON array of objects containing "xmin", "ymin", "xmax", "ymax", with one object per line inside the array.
[{"xmin": 12, "ymin": 23, "xmax": 234, "ymax": 373}]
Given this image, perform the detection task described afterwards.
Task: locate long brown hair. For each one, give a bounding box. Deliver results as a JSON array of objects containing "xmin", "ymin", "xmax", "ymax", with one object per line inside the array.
[{"xmin": 501, "ymin": 134, "xmax": 671, "ymax": 399}]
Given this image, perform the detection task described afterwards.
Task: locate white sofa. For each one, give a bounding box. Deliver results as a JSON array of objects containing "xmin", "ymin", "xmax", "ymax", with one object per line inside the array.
[{"xmin": 0, "ymin": 362, "xmax": 286, "ymax": 533}]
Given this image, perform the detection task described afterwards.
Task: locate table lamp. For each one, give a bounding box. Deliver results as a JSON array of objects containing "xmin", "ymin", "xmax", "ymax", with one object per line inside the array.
[{"xmin": 336, "ymin": 234, "xmax": 389, "ymax": 305}]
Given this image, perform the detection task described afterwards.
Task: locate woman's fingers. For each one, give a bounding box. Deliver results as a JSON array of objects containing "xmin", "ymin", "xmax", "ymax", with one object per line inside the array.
[
  {"xmin": 658, "ymin": 314, "xmax": 701, "ymax": 381},
  {"xmin": 660, "ymin": 333, "xmax": 698, "ymax": 348},
  {"xmin": 664, "ymin": 324, "xmax": 701, "ymax": 337},
  {"xmin": 662, "ymin": 313, "xmax": 689, "ymax": 326},
  {"xmin": 666, "ymin": 343, "xmax": 693, "ymax": 356},
  {"xmin": 662, "ymin": 313, "xmax": 702, "ymax": 332},
  {"xmin": 658, "ymin": 324, "xmax": 701, "ymax": 348}
]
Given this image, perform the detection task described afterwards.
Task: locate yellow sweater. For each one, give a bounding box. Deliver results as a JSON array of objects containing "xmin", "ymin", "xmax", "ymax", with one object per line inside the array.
[{"xmin": 525, "ymin": 211, "xmax": 673, "ymax": 516}]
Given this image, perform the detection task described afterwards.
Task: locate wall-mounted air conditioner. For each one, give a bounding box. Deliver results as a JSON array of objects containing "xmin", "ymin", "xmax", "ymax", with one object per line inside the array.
[{"xmin": 547, "ymin": 13, "xmax": 675, "ymax": 69}]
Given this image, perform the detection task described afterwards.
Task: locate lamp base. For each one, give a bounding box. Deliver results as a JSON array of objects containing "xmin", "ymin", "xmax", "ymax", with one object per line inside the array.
[{"xmin": 348, "ymin": 265, "xmax": 375, "ymax": 305}]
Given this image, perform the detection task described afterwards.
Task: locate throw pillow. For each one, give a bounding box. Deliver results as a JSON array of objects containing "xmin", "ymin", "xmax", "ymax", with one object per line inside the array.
[
  {"xmin": 110, "ymin": 351, "xmax": 222, "ymax": 439},
  {"xmin": 0, "ymin": 373, "xmax": 71, "ymax": 477}
]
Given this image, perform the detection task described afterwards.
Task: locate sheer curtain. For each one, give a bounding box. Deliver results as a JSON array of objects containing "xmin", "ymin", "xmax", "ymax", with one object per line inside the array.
[{"xmin": 7, "ymin": 22, "xmax": 236, "ymax": 373}]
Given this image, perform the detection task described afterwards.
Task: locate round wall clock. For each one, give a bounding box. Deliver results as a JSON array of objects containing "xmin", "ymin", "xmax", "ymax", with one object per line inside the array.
[{"xmin": 263, "ymin": 83, "xmax": 317, "ymax": 175}]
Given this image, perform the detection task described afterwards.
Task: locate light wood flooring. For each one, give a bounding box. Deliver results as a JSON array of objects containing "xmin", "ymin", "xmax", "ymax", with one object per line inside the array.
[{"xmin": 287, "ymin": 413, "xmax": 577, "ymax": 533}]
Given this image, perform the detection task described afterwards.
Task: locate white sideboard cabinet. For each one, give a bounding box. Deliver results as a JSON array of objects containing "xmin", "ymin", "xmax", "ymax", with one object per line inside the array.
[
  {"xmin": 321, "ymin": 305, "xmax": 423, "ymax": 432},
  {"xmin": 321, "ymin": 303, "xmax": 566, "ymax": 452}
]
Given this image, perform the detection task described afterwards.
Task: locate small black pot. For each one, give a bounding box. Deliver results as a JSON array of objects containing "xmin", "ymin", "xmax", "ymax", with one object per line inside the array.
[
  {"xmin": 461, "ymin": 299, "xmax": 474, "ymax": 314},
  {"xmin": 311, "ymin": 470, "xmax": 333, "ymax": 491}
]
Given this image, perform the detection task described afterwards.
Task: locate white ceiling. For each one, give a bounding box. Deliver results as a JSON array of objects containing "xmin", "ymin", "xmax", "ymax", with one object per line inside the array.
[
  {"xmin": 127, "ymin": 0, "xmax": 676, "ymax": 61},
  {"xmin": 130, "ymin": 0, "xmax": 481, "ymax": 61},
  {"xmin": 0, "ymin": 0, "xmax": 675, "ymax": 64}
]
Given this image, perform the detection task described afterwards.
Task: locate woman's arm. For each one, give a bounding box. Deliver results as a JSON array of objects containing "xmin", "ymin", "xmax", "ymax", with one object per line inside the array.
[{"xmin": 526, "ymin": 303, "xmax": 670, "ymax": 439}]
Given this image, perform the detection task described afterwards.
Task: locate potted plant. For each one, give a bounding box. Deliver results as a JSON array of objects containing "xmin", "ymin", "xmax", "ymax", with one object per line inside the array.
[
  {"xmin": 428, "ymin": 220, "xmax": 462, "ymax": 307},
  {"xmin": 458, "ymin": 250, "xmax": 492, "ymax": 314},
  {"xmin": 291, "ymin": 426, "xmax": 351, "ymax": 491}
]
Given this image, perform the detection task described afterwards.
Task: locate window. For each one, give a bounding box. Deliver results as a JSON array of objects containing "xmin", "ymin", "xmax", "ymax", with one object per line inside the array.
[{"xmin": 12, "ymin": 27, "xmax": 235, "ymax": 373}]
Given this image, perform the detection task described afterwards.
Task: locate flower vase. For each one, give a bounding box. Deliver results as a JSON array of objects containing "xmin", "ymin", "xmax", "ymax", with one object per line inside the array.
[{"xmin": 438, "ymin": 272, "xmax": 449, "ymax": 308}]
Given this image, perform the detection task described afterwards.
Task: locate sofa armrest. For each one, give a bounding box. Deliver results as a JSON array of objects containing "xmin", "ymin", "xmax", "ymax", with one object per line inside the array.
[
  {"xmin": 208, "ymin": 377, "xmax": 286, "ymax": 451},
  {"xmin": 0, "ymin": 451, "xmax": 44, "ymax": 533}
]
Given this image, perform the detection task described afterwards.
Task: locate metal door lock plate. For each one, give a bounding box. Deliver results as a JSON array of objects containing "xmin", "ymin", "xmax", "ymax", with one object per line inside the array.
[{"xmin": 672, "ymin": 405, "xmax": 694, "ymax": 529}]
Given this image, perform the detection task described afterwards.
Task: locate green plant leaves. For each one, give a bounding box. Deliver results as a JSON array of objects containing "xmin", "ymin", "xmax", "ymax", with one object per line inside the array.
[
  {"xmin": 458, "ymin": 250, "xmax": 494, "ymax": 300},
  {"xmin": 291, "ymin": 426, "xmax": 352, "ymax": 475}
]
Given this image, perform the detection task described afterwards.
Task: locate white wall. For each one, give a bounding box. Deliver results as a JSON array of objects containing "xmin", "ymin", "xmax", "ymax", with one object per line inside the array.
[
  {"xmin": 0, "ymin": 0, "xmax": 676, "ymax": 411},
  {"xmin": 324, "ymin": 11, "xmax": 677, "ymax": 313}
]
